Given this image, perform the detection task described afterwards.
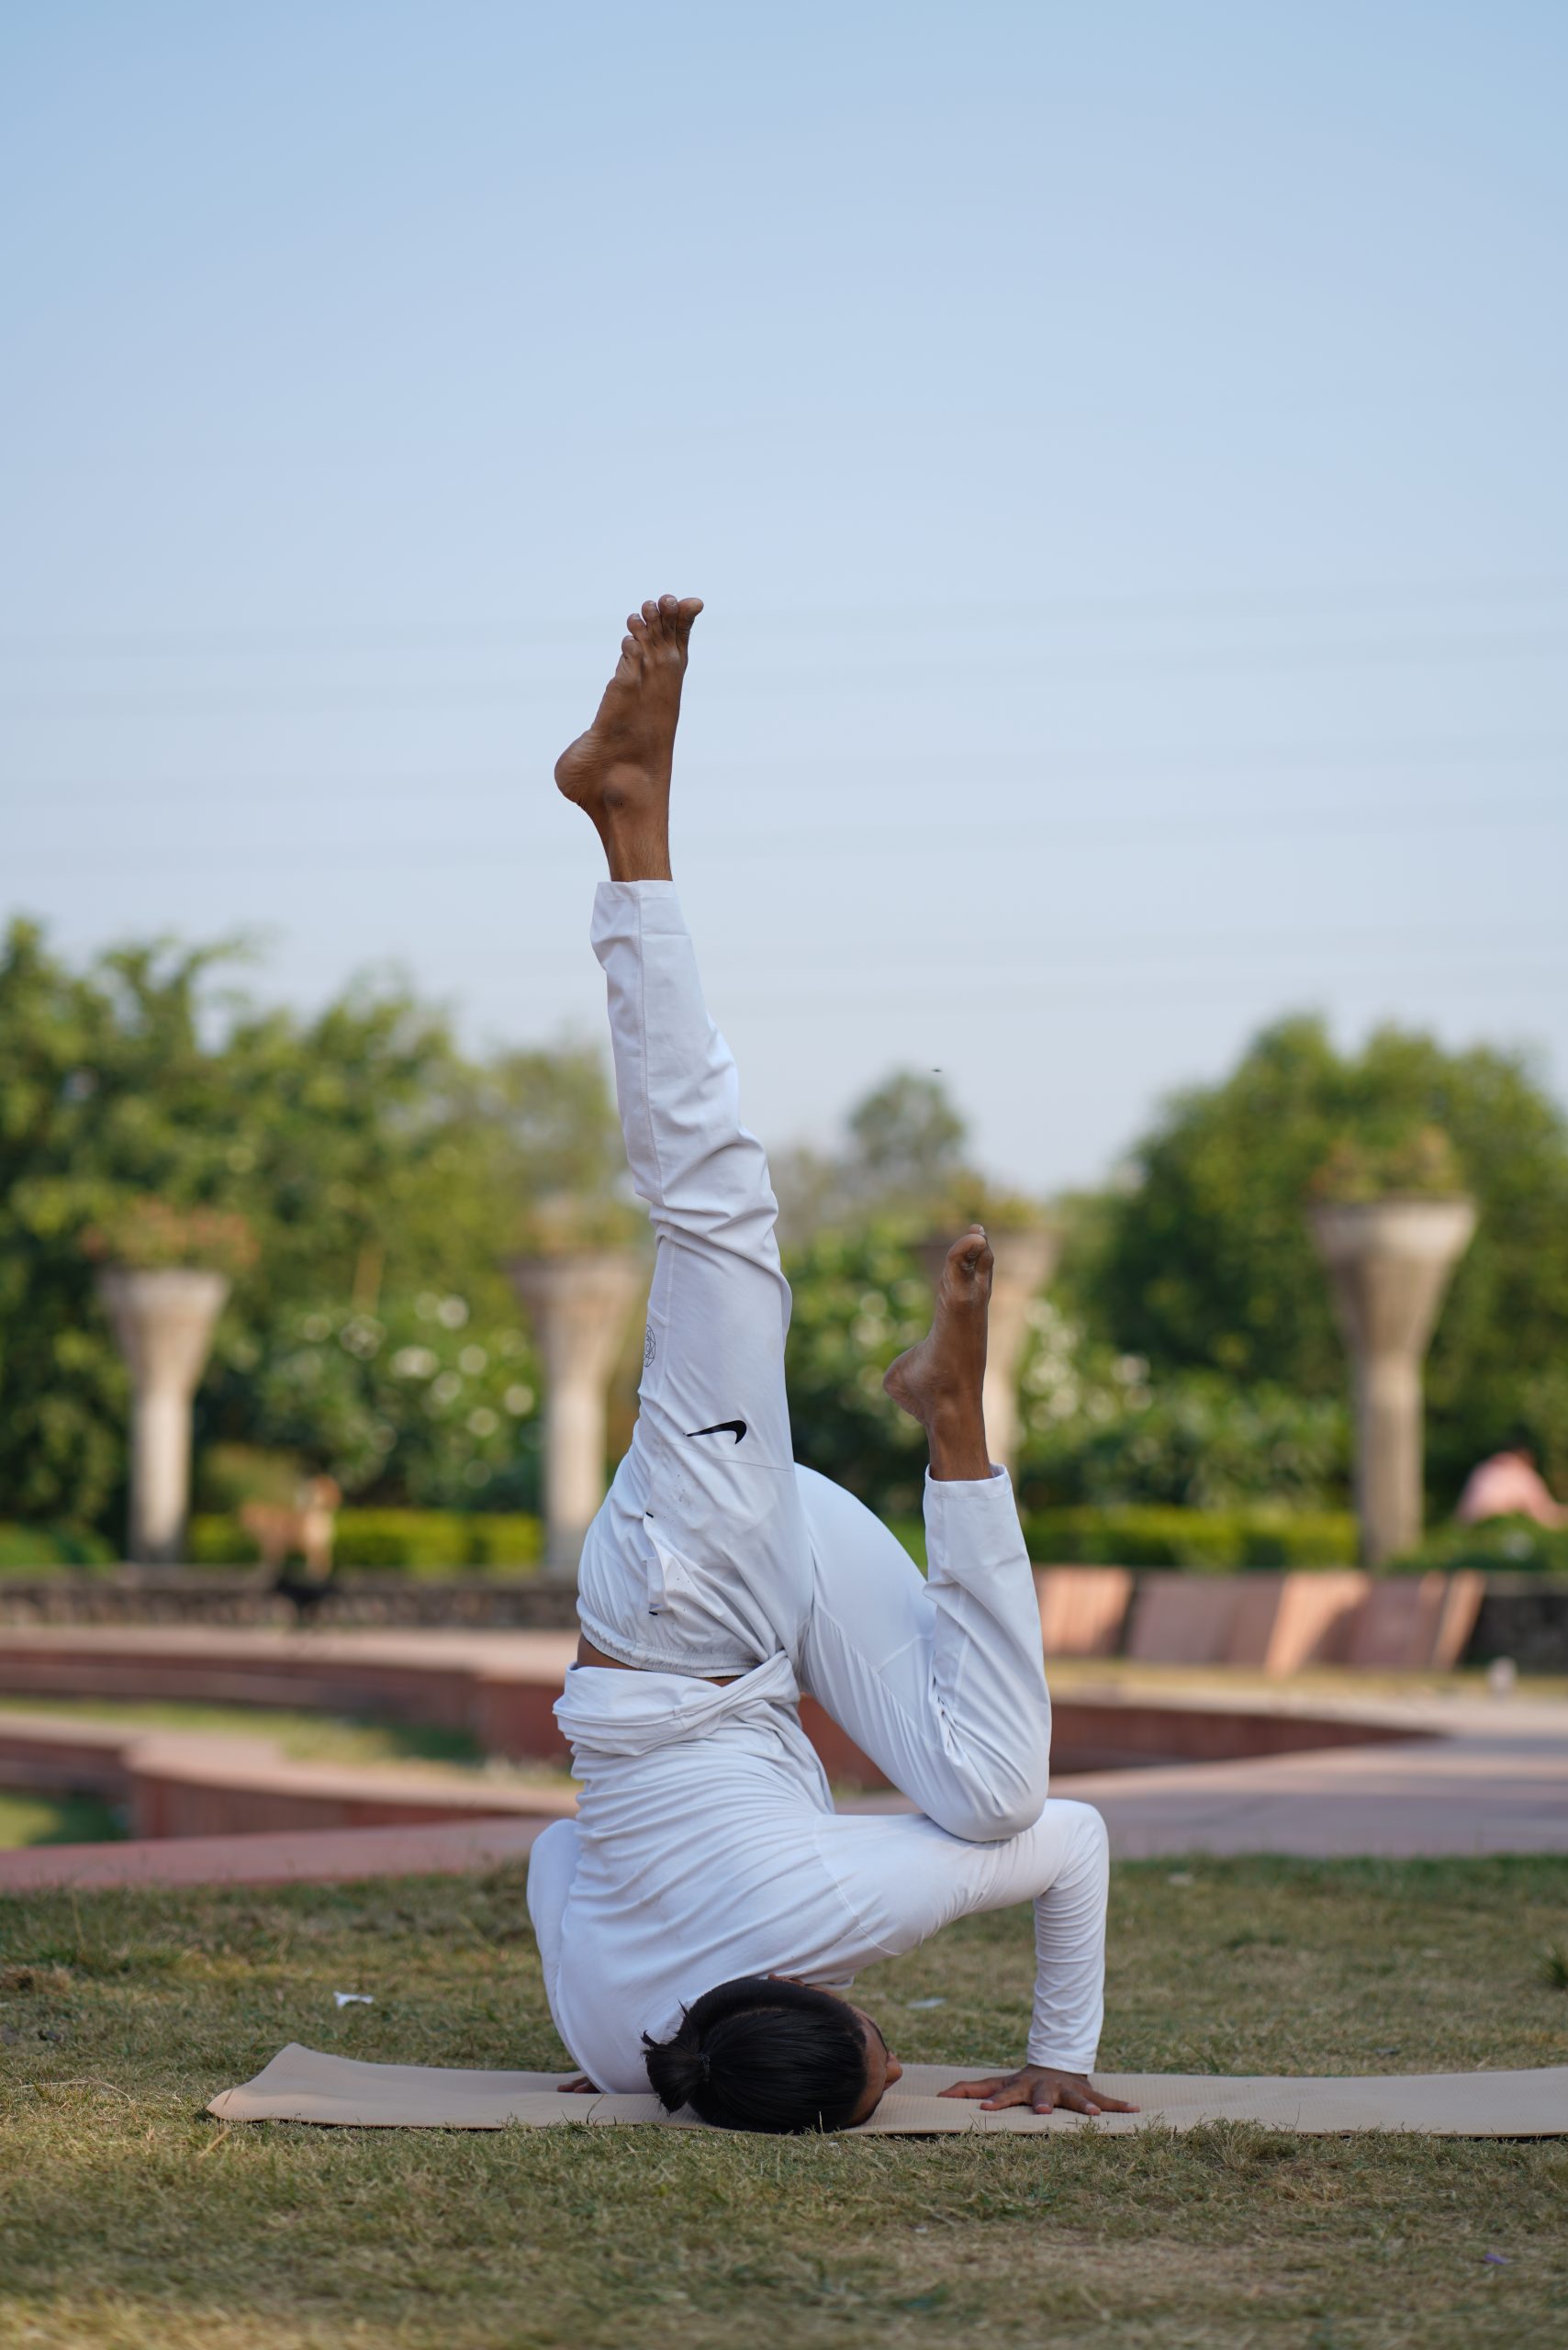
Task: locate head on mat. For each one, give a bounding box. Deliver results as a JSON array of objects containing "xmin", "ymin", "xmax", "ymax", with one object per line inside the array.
[{"xmin": 643, "ymin": 1975, "xmax": 902, "ymax": 2132}]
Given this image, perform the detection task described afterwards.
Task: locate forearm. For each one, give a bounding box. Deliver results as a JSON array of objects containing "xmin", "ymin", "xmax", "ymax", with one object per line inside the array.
[{"xmin": 1024, "ymin": 1806, "xmax": 1109, "ymax": 2073}]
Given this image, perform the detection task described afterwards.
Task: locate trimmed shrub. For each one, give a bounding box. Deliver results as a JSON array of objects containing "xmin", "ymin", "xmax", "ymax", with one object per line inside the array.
[
  {"xmin": 194, "ymin": 1444, "xmax": 303, "ymax": 1512},
  {"xmin": 0, "ymin": 1522, "xmax": 118, "ymax": 1573},
  {"xmin": 464, "ymin": 1514, "xmax": 545, "ymax": 1570},
  {"xmin": 1383, "ymin": 1514, "xmax": 1568, "ymax": 1578},
  {"xmin": 1020, "ymin": 1504, "xmax": 1359, "ymax": 1571},
  {"xmin": 185, "ymin": 1507, "xmax": 544, "ymax": 1576},
  {"xmin": 187, "ymin": 1513, "xmax": 262, "ymax": 1566},
  {"xmin": 331, "ymin": 1509, "xmax": 473, "ymax": 1572}
]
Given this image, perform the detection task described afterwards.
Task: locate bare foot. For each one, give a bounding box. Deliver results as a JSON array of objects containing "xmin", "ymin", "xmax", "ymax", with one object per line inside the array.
[
  {"xmin": 554, "ymin": 593, "xmax": 703, "ymax": 879},
  {"xmin": 883, "ymin": 1225, "xmax": 992, "ymax": 1478}
]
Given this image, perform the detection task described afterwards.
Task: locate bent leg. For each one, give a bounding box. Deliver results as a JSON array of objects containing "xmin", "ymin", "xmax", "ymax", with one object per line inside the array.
[{"xmin": 796, "ymin": 1462, "xmax": 1051, "ymax": 1841}]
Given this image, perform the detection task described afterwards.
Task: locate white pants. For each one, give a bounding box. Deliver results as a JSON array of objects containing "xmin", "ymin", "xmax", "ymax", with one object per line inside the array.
[{"xmin": 576, "ymin": 882, "xmax": 1053, "ymax": 1843}]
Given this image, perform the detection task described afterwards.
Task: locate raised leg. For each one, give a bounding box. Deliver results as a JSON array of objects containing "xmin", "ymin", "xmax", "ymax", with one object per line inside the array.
[{"xmin": 559, "ymin": 599, "xmax": 816, "ymax": 1674}]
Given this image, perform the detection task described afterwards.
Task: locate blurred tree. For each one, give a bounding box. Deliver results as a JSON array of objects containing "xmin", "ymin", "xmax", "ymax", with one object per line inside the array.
[
  {"xmin": 845, "ymin": 1071, "xmax": 968, "ymax": 1200},
  {"xmin": 1013, "ymin": 1297, "xmax": 1349, "ymax": 1511},
  {"xmin": 0, "ymin": 919, "xmax": 624, "ymax": 1529},
  {"xmin": 776, "ymin": 1069, "xmax": 1058, "ymax": 1514},
  {"xmin": 774, "ymin": 1066, "xmax": 1044, "ymax": 1243},
  {"xmin": 774, "ymin": 1067, "xmax": 969, "ymax": 1240},
  {"xmin": 781, "ymin": 1221, "xmax": 932, "ymax": 1516},
  {"xmin": 1072, "ymin": 1015, "xmax": 1568, "ymax": 1504}
]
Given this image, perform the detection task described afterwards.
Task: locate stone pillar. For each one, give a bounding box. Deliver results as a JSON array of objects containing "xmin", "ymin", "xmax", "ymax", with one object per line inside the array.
[
  {"xmin": 96, "ymin": 1268, "xmax": 230, "ymax": 1565},
  {"xmin": 919, "ymin": 1225, "xmax": 1059, "ymax": 1476},
  {"xmin": 508, "ymin": 1248, "xmax": 645, "ymax": 1573},
  {"xmin": 1308, "ymin": 1198, "xmax": 1476, "ymax": 1567}
]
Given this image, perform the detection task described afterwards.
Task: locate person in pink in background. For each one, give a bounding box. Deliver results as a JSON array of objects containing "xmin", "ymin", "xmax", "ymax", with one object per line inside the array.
[{"xmin": 1455, "ymin": 1447, "xmax": 1565, "ymax": 1530}]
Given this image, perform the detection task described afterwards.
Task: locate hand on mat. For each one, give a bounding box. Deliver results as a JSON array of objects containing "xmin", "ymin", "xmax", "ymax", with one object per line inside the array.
[
  {"xmin": 556, "ymin": 2076, "xmax": 599, "ymax": 2094},
  {"xmin": 938, "ymin": 2065, "xmax": 1138, "ymax": 2118}
]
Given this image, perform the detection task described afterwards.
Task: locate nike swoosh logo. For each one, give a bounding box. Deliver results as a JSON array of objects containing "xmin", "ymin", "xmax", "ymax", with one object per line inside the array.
[{"xmin": 685, "ymin": 1419, "xmax": 747, "ymax": 1443}]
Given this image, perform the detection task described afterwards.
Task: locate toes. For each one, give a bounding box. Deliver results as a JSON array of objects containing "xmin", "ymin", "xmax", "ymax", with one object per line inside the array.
[
  {"xmin": 677, "ymin": 596, "xmax": 704, "ymax": 632},
  {"xmin": 626, "ymin": 610, "xmax": 649, "ymax": 639},
  {"xmin": 641, "ymin": 599, "xmax": 661, "ymax": 632}
]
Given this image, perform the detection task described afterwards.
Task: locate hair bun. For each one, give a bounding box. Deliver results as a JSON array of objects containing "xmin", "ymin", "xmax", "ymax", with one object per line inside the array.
[{"xmin": 644, "ymin": 2033, "xmax": 706, "ymax": 2112}]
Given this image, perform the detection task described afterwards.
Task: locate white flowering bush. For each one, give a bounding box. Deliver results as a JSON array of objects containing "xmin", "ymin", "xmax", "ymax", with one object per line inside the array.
[{"xmin": 214, "ymin": 1291, "xmax": 541, "ymax": 1507}]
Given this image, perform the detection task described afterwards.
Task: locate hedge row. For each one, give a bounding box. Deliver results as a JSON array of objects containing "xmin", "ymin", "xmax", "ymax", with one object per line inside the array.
[
  {"xmin": 1386, "ymin": 1514, "xmax": 1568, "ymax": 1578},
  {"xmin": 187, "ymin": 1508, "xmax": 544, "ymax": 1575},
  {"xmin": 1021, "ymin": 1504, "xmax": 1360, "ymax": 1571},
  {"xmin": 0, "ymin": 1522, "xmax": 117, "ymax": 1572}
]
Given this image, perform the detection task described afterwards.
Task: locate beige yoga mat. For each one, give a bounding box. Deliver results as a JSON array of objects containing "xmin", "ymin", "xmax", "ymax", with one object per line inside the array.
[{"xmin": 209, "ymin": 2044, "xmax": 1568, "ymax": 2137}]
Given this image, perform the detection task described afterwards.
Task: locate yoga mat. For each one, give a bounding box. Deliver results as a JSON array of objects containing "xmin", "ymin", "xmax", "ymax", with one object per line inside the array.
[{"xmin": 209, "ymin": 2045, "xmax": 1568, "ymax": 2137}]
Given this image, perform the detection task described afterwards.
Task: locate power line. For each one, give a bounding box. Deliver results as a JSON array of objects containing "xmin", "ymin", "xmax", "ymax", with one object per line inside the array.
[
  {"xmin": 4, "ymin": 797, "xmax": 1565, "ymax": 886},
  {"xmin": 2, "ymin": 576, "xmax": 1565, "ymax": 657},
  {"xmin": 3, "ymin": 626, "xmax": 1567, "ymax": 717},
  {"xmin": 10, "ymin": 732, "xmax": 1568, "ymax": 803}
]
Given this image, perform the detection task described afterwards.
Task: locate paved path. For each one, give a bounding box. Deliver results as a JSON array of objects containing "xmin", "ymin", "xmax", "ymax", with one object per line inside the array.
[
  {"xmin": 3, "ymin": 1659, "xmax": 1565, "ymax": 1890},
  {"xmin": 0, "ymin": 1814, "xmax": 548, "ymax": 1895},
  {"xmin": 1056, "ymin": 1681, "xmax": 1568, "ymax": 1859}
]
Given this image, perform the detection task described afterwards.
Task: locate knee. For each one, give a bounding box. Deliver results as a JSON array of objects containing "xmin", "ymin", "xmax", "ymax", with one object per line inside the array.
[
  {"xmin": 1054, "ymin": 1798, "xmax": 1110, "ymax": 1878},
  {"xmin": 940, "ymin": 1754, "xmax": 1054, "ymax": 1846}
]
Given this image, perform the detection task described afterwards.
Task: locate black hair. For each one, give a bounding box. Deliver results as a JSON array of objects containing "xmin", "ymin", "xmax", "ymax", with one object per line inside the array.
[{"xmin": 643, "ymin": 1975, "xmax": 873, "ymax": 2134}]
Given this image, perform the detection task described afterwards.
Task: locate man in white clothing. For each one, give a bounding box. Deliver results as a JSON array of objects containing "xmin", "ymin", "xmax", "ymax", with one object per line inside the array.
[{"xmin": 527, "ymin": 595, "xmax": 1135, "ymax": 2134}]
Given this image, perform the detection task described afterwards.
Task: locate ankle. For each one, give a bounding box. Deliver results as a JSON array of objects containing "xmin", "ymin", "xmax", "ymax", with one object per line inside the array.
[
  {"xmin": 925, "ymin": 1401, "xmax": 991, "ymax": 1483},
  {"xmin": 603, "ymin": 818, "xmax": 674, "ymax": 883}
]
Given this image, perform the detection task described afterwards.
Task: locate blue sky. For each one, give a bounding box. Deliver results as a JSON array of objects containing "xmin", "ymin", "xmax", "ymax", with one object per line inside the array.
[{"xmin": 3, "ymin": 2, "xmax": 1564, "ymax": 1190}]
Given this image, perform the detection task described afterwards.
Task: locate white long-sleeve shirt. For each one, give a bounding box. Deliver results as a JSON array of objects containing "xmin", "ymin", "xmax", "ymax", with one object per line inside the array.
[{"xmin": 526, "ymin": 1651, "xmax": 1109, "ymax": 2096}]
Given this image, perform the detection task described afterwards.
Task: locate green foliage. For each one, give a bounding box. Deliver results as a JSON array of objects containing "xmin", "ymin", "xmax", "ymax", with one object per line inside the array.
[
  {"xmin": 0, "ymin": 1522, "xmax": 116, "ymax": 1572},
  {"xmin": 0, "ymin": 920, "xmax": 625, "ymax": 1529},
  {"xmin": 1309, "ymin": 1124, "xmax": 1466, "ymax": 1204},
  {"xmin": 186, "ymin": 1507, "xmax": 543, "ymax": 1573},
  {"xmin": 846, "ymin": 1070, "xmax": 968, "ymax": 1198},
  {"xmin": 774, "ymin": 1067, "xmax": 1046, "ymax": 1244},
  {"xmin": 1016, "ymin": 1297, "xmax": 1350, "ymax": 1511},
  {"xmin": 1020, "ymin": 1502, "xmax": 1359, "ymax": 1569},
  {"xmin": 185, "ymin": 1514, "xmax": 261, "ymax": 1565},
  {"xmin": 208, "ymin": 1292, "xmax": 543, "ymax": 1507},
  {"xmin": 461, "ymin": 1512, "xmax": 544, "ymax": 1569},
  {"xmin": 192, "ymin": 1444, "xmax": 303, "ymax": 1512},
  {"xmin": 80, "ymin": 1196, "xmax": 259, "ymax": 1276},
  {"xmin": 1073, "ymin": 1015, "xmax": 1568, "ymax": 1505},
  {"xmin": 335, "ymin": 1507, "xmax": 473, "ymax": 1573},
  {"xmin": 781, "ymin": 1221, "xmax": 933, "ymax": 1513},
  {"xmin": 1384, "ymin": 1514, "xmax": 1568, "ymax": 1578}
]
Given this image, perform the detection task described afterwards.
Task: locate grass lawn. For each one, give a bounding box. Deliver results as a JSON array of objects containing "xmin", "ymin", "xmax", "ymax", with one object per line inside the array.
[{"xmin": 2, "ymin": 1859, "xmax": 1566, "ymax": 2347}]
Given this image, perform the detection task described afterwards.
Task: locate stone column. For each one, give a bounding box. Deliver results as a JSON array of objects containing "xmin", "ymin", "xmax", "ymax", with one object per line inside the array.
[
  {"xmin": 919, "ymin": 1225, "xmax": 1059, "ymax": 1476},
  {"xmin": 508, "ymin": 1248, "xmax": 645, "ymax": 1573},
  {"xmin": 1308, "ymin": 1198, "xmax": 1476, "ymax": 1567},
  {"xmin": 96, "ymin": 1267, "xmax": 230, "ymax": 1565}
]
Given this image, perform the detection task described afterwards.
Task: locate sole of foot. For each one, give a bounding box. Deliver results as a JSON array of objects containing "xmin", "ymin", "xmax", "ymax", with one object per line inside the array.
[
  {"xmin": 554, "ymin": 594, "xmax": 703, "ymax": 862},
  {"xmin": 882, "ymin": 1225, "xmax": 992, "ymax": 1430}
]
